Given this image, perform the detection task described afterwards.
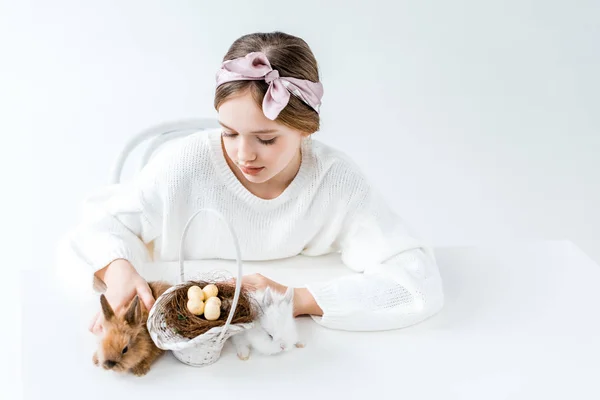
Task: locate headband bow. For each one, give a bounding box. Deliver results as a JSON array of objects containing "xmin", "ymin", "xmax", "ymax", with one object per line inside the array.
[{"xmin": 215, "ymin": 52, "xmax": 324, "ymax": 120}]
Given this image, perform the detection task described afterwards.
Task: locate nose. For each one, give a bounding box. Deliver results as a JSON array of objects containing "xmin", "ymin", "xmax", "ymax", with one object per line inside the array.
[
  {"xmin": 104, "ymin": 360, "xmax": 117, "ymax": 369},
  {"xmin": 237, "ymin": 137, "xmax": 256, "ymax": 163},
  {"xmin": 280, "ymin": 343, "xmax": 287, "ymax": 350}
]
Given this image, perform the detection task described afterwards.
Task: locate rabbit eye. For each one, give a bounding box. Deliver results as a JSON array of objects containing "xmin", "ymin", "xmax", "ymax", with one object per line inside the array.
[
  {"xmin": 122, "ymin": 346, "xmax": 128, "ymax": 354},
  {"xmin": 267, "ymin": 333, "xmax": 273, "ymax": 339}
]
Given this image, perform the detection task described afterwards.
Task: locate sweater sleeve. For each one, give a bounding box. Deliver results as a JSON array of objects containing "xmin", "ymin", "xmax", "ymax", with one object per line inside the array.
[{"xmin": 304, "ymin": 188, "xmax": 445, "ymax": 331}]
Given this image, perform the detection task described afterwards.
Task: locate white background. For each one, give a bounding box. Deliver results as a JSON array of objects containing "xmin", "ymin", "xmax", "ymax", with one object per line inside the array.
[{"xmin": 2, "ymin": 1, "xmax": 599, "ymax": 398}]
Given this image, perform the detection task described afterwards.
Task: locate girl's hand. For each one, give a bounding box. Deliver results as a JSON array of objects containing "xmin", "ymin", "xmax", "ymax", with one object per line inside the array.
[
  {"xmin": 88, "ymin": 259, "xmax": 155, "ymax": 335},
  {"xmin": 238, "ymin": 273, "xmax": 323, "ymax": 317},
  {"xmin": 240, "ymin": 273, "xmax": 287, "ymax": 294}
]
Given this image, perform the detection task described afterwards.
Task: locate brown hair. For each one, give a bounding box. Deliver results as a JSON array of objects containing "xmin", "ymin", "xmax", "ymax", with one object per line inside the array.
[{"xmin": 214, "ymin": 31, "xmax": 321, "ymax": 134}]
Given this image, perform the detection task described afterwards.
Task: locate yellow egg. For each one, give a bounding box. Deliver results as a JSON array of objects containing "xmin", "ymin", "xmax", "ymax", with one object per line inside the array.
[
  {"xmin": 204, "ymin": 301, "xmax": 221, "ymax": 321},
  {"xmin": 202, "ymin": 284, "xmax": 219, "ymax": 299},
  {"xmin": 187, "ymin": 285, "xmax": 205, "ymax": 301},
  {"xmin": 187, "ymin": 299, "xmax": 205, "ymax": 315},
  {"xmin": 206, "ymin": 296, "xmax": 221, "ymax": 307}
]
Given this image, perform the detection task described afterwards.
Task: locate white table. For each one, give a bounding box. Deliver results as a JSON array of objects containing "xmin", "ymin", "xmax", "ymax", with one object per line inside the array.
[{"xmin": 23, "ymin": 241, "xmax": 600, "ymax": 399}]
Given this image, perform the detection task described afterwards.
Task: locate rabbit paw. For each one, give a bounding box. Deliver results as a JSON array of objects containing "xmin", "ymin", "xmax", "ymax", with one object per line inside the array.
[
  {"xmin": 131, "ymin": 362, "xmax": 151, "ymax": 377},
  {"xmin": 294, "ymin": 342, "xmax": 305, "ymax": 348},
  {"xmin": 237, "ymin": 346, "xmax": 251, "ymax": 361},
  {"xmin": 92, "ymin": 352, "xmax": 99, "ymax": 366}
]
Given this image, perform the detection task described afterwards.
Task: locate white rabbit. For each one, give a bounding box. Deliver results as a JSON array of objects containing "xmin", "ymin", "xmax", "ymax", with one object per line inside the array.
[{"xmin": 231, "ymin": 286, "xmax": 304, "ymax": 360}]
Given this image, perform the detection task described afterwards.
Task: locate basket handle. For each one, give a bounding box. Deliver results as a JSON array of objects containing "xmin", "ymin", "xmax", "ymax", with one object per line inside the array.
[{"xmin": 178, "ymin": 208, "xmax": 244, "ymax": 341}]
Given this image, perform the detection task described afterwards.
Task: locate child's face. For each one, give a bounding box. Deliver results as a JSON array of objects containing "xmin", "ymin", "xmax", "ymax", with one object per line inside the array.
[{"xmin": 217, "ymin": 90, "xmax": 305, "ymax": 185}]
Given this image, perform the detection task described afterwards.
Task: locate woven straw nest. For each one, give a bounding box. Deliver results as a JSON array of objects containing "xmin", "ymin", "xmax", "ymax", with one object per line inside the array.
[{"xmin": 159, "ymin": 279, "xmax": 257, "ymax": 339}]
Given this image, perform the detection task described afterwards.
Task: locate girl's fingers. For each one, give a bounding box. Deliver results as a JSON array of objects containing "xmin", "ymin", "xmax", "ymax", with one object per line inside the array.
[
  {"xmin": 90, "ymin": 312, "xmax": 104, "ymax": 335},
  {"xmin": 138, "ymin": 283, "xmax": 156, "ymax": 311}
]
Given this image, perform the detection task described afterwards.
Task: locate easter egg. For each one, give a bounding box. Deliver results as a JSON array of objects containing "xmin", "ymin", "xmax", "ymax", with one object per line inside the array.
[
  {"xmin": 206, "ymin": 296, "xmax": 221, "ymax": 307},
  {"xmin": 204, "ymin": 301, "xmax": 221, "ymax": 321},
  {"xmin": 187, "ymin": 285, "xmax": 205, "ymax": 301},
  {"xmin": 187, "ymin": 299, "xmax": 205, "ymax": 315},
  {"xmin": 202, "ymin": 284, "xmax": 219, "ymax": 299}
]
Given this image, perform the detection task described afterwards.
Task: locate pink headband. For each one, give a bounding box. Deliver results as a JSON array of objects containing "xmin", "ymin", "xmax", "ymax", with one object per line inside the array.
[{"xmin": 215, "ymin": 52, "xmax": 324, "ymax": 120}]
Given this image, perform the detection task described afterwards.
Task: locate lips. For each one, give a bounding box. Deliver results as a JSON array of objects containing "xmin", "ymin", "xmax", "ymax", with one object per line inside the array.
[{"xmin": 239, "ymin": 165, "xmax": 264, "ymax": 176}]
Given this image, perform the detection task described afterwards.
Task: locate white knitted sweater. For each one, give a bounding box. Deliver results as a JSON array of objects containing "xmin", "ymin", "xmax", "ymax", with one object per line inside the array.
[{"xmin": 68, "ymin": 128, "xmax": 444, "ymax": 331}]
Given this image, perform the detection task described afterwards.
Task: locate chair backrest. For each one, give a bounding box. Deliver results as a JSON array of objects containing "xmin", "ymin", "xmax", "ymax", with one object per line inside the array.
[{"xmin": 110, "ymin": 118, "xmax": 220, "ymax": 184}]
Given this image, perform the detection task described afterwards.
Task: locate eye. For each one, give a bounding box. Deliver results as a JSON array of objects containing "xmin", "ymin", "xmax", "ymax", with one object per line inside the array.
[
  {"xmin": 222, "ymin": 131, "xmax": 237, "ymax": 139},
  {"xmin": 122, "ymin": 346, "xmax": 128, "ymax": 355},
  {"xmin": 258, "ymin": 137, "xmax": 276, "ymax": 145},
  {"xmin": 267, "ymin": 333, "xmax": 273, "ymax": 339}
]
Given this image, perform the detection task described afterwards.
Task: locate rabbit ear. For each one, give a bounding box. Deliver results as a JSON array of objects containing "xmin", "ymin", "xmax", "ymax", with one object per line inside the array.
[
  {"xmin": 283, "ymin": 287, "xmax": 294, "ymax": 303},
  {"xmin": 100, "ymin": 294, "xmax": 115, "ymax": 321},
  {"xmin": 263, "ymin": 287, "xmax": 274, "ymax": 307},
  {"xmin": 125, "ymin": 296, "xmax": 141, "ymax": 326}
]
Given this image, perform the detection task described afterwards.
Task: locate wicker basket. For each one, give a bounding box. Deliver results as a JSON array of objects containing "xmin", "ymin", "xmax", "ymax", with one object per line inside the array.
[{"xmin": 146, "ymin": 208, "xmax": 254, "ymax": 367}]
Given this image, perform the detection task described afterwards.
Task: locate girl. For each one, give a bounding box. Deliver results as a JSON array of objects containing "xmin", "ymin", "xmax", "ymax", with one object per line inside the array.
[{"xmin": 71, "ymin": 31, "xmax": 444, "ymax": 334}]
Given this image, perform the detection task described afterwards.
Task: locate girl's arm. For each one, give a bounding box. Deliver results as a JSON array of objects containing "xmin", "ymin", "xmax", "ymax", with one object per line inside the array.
[
  {"xmin": 58, "ymin": 138, "xmax": 186, "ymax": 318},
  {"xmin": 66, "ymin": 157, "xmax": 166, "ymax": 282},
  {"xmin": 303, "ymin": 190, "xmax": 445, "ymax": 331}
]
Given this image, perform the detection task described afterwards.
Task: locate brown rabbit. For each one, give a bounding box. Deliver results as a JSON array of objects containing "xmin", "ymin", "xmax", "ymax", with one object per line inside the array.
[{"xmin": 92, "ymin": 281, "xmax": 171, "ymax": 376}]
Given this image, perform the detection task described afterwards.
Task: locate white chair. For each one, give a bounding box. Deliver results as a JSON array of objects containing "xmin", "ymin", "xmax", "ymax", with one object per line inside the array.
[{"xmin": 110, "ymin": 118, "xmax": 220, "ymax": 184}]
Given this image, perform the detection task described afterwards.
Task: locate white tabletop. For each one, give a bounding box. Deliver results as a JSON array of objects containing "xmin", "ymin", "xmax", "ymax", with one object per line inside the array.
[{"xmin": 23, "ymin": 241, "xmax": 600, "ymax": 399}]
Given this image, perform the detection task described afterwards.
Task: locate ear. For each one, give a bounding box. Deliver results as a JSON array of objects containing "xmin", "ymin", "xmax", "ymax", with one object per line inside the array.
[
  {"xmin": 100, "ymin": 294, "xmax": 115, "ymax": 321},
  {"xmin": 283, "ymin": 287, "xmax": 294, "ymax": 304},
  {"xmin": 263, "ymin": 287, "xmax": 274, "ymax": 307},
  {"xmin": 124, "ymin": 296, "xmax": 141, "ymax": 326}
]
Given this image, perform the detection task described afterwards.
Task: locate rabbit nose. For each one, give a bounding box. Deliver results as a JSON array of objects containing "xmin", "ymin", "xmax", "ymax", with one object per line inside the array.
[
  {"xmin": 280, "ymin": 343, "xmax": 286, "ymax": 350},
  {"xmin": 104, "ymin": 360, "xmax": 117, "ymax": 369}
]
